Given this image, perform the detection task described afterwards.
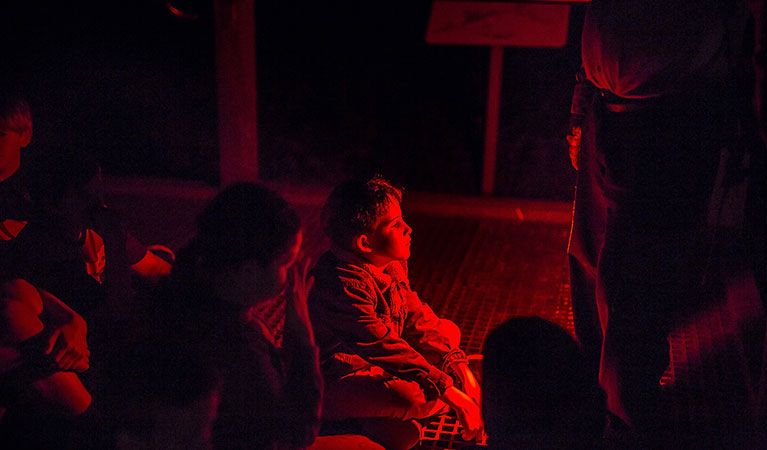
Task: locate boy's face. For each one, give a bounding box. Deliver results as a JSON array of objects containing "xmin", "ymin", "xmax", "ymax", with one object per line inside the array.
[
  {"xmin": 0, "ymin": 128, "xmax": 31, "ymax": 180},
  {"xmin": 260, "ymin": 229, "xmax": 302, "ymax": 301},
  {"xmin": 366, "ymin": 196, "xmax": 412, "ymax": 265}
]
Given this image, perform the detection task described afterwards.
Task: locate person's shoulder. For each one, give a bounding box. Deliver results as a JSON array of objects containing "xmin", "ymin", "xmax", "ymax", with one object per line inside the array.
[
  {"xmin": 313, "ymin": 250, "xmax": 371, "ymax": 278},
  {"xmin": 311, "ymin": 250, "xmax": 376, "ymax": 299}
]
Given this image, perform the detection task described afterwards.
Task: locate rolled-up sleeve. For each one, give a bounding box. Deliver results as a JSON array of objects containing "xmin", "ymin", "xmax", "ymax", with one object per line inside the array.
[{"xmin": 401, "ymin": 288, "xmax": 468, "ymax": 375}]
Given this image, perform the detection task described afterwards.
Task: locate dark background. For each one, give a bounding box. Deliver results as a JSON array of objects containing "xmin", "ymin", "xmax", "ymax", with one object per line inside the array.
[{"xmin": 1, "ymin": 0, "xmax": 586, "ymax": 200}]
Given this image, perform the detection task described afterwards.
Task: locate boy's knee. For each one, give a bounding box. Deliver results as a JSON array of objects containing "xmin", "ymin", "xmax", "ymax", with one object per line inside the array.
[
  {"xmin": 407, "ymin": 399, "xmax": 449, "ymax": 421},
  {"xmin": 385, "ymin": 379, "xmax": 440, "ymax": 420},
  {"xmin": 439, "ymin": 319, "xmax": 461, "ymax": 348}
]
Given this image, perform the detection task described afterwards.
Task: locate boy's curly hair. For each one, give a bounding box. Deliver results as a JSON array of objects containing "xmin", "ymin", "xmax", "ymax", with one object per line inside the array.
[
  {"xmin": 321, "ymin": 175, "xmax": 403, "ymax": 248},
  {"xmin": 0, "ymin": 92, "xmax": 32, "ymax": 133}
]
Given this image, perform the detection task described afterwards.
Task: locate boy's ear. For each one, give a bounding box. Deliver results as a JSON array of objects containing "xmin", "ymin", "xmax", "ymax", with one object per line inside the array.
[
  {"xmin": 19, "ymin": 128, "xmax": 32, "ymax": 147},
  {"xmin": 354, "ymin": 234, "xmax": 374, "ymax": 254}
]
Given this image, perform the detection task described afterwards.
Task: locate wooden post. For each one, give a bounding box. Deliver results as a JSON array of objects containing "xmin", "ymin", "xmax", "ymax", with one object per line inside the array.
[
  {"xmin": 427, "ymin": 2, "xmax": 573, "ymax": 195},
  {"xmin": 214, "ymin": 0, "xmax": 258, "ymax": 186},
  {"xmin": 482, "ymin": 45, "xmax": 503, "ymax": 195}
]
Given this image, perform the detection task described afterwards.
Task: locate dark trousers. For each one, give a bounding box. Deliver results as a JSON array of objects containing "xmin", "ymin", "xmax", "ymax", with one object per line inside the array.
[{"xmin": 568, "ymin": 90, "xmax": 730, "ymax": 431}]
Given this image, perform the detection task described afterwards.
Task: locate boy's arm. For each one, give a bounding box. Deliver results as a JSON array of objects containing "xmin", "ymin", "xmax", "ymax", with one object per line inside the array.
[
  {"xmin": 313, "ymin": 273, "xmax": 453, "ymax": 400},
  {"xmin": 397, "ymin": 262, "xmax": 480, "ymax": 406},
  {"xmin": 127, "ymin": 232, "xmax": 173, "ymax": 281},
  {"xmin": 401, "ymin": 289, "xmax": 468, "ymax": 371},
  {"xmin": 90, "ymin": 207, "xmax": 172, "ymax": 281},
  {"xmin": 130, "ymin": 248, "xmax": 172, "ymax": 280},
  {"xmin": 0, "ymin": 279, "xmax": 91, "ymax": 416},
  {"xmin": 401, "ymin": 289, "xmax": 481, "ymax": 406}
]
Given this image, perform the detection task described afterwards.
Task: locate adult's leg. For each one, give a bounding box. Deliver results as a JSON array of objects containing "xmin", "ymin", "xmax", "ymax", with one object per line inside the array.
[
  {"xmin": 596, "ymin": 96, "xmax": 722, "ymax": 435},
  {"xmin": 568, "ymin": 104, "xmax": 607, "ymax": 380}
]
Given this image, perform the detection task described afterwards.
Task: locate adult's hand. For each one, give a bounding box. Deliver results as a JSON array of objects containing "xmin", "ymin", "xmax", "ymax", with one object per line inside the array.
[{"xmin": 567, "ymin": 125, "xmax": 582, "ymax": 171}]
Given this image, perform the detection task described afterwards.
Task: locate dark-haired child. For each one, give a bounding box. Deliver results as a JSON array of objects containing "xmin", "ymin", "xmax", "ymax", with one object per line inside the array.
[
  {"xmin": 309, "ymin": 176, "xmax": 483, "ymax": 450},
  {"xmin": 0, "ymin": 94, "xmax": 94, "ymax": 448},
  {"xmin": 154, "ymin": 182, "xmax": 319, "ymax": 450},
  {"xmin": 482, "ymin": 316, "xmax": 607, "ymax": 450}
]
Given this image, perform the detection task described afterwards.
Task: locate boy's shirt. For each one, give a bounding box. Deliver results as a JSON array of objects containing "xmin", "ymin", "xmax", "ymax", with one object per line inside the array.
[
  {"xmin": 309, "ymin": 249, "xmax": 467, "ymax": 400},
  {"xmin": 0, "ymin": 167, "xmax": 32, "ymax": 240}
]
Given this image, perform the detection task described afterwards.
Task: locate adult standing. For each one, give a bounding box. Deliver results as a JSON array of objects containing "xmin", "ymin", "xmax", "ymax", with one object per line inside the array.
[{"xmin": 567, "ymin": 0, "xmax": 751, "ymax": 442}]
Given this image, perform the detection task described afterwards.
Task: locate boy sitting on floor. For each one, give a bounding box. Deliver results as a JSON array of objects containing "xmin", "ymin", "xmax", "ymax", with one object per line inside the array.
[{"xmin": 309, "ymin": 176, "xmax": 483, "ymax": 450}]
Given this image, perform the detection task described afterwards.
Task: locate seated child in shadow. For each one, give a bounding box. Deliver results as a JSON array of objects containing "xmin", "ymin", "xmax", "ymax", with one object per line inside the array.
[
  {"xmin": 481, "ymin": 316, "xmax": 607, "ymax": 450},
  {"xmin": 0, "ymin": 278, "xmax": 91, "ymax": 449},
  {"xmin": 0, "ymin": 91, "xmax": 172, "ymax": 325},
  {"xmin": 111, "ymin": 182, "xmax": 383, "ymax": 450},
  {"xmin": 309, "ymin": 175, "xmax": 483, "ymax": 450},
  {"xmin": 21, "ymin": 148, "xmax": 171, "ymax": 321},
  {"xmin": 0, "ymin": 145, "xmax": 170, "ymax": 448}
]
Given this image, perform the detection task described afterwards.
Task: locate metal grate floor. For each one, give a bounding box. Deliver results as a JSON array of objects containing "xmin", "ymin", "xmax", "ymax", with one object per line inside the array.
[
  {"xmin": 403, "ymin": 213, "xmax": 764, "ymax": 449},
  {"xmin": 406, "ymin": 215, "xmax": 575, "ymax": 449}
]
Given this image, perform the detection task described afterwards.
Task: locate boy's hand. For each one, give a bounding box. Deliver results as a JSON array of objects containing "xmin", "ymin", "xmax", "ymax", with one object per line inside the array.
[
  {"xmin": 440, "ymin": 386, "xmax": 484, "ymax": 442},
  {"xmin": 287, "ymin": 254, "xmax": 315, "ymax": 325},
  {"xmin": 35, "ymin": 289, "xmax": 90, "ymax": 372},
  {"xmin": 283, "ymin": 253, "xmax": 316, "ymax": 351},
  {"xmin": 43, "ymin": 314, "xmax": 89, "ymax": 372},
  {"xmin": 453, "ymin": 362, "xmax": 481, "ymax": 407}
]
